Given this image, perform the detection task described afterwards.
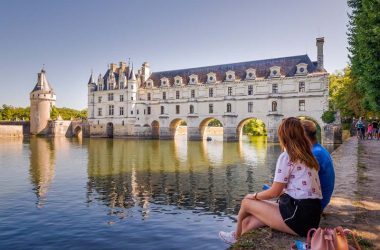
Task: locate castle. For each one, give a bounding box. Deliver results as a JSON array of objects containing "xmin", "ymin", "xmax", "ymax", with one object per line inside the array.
[{"xmin": 87, "ymin": 37, "xmax": 336, "ymax": 143}]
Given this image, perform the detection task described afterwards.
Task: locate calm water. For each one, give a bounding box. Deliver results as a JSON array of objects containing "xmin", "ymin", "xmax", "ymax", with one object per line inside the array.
[{"xmin": 0, "ymin": 136, "xmax": 284, "ymax": 249}]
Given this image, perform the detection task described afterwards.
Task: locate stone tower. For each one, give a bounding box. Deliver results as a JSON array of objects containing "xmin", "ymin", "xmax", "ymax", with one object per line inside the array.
[{"xmin": 30, "ymin": 69, "xmax": 56, "ymax": 135}]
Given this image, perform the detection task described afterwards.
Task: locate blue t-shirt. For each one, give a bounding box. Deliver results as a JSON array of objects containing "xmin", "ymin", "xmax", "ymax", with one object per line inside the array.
[{"xmin": 312, "ymin": 143, "xmax": 335, "ymax": 209}]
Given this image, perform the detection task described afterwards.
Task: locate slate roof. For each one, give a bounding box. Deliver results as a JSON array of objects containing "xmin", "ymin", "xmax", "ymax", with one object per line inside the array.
[
  {"xmin": 146, "ymin": 54, "xmax": 323, "ymax": 87},
  {"xmin": 32, "ymin": 70, "xmax": 54, "ymax": 93}
]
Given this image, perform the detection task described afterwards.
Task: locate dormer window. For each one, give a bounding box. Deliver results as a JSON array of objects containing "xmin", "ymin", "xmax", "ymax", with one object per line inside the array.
[
  {"xmin": 270, "ymin": 66, "xmax": 281, "ymax": 78},
  {"xmin": 296, "ymin": 63, "xmax": 308, "ymax": 75},
  {"xmin": 174, "ymin": 76, "xmax": 183, "ymax": 86},
  {"xmin": 246, "ymin": 68, "xmax": 256, "ymax": 80},
  {"xmin": 225, "ymin": 70, "xmax": 235, "ymax": 82},
  {"xmin": 189, "ymin": 74, "xmax": 198, "ymax": 85},
  {"xmin": 207, "ymin": 72, "xmax": 216, "ymax": 83},
  {"xmin": 146, "ymin": 80, "xmax": 153, "ymax": 88},
  {"xmin": 160, "ymin": 77, "xmax": 169, "ymax": 87}
]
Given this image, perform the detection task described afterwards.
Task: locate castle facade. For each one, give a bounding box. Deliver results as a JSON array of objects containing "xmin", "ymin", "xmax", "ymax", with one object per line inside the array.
[{"xmin": 87, "ymin": 38, "xmax": 330, "ymax": 142}]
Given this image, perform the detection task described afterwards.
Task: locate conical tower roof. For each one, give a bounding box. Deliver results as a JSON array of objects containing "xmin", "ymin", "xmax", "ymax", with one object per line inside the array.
[
  {"xmin": 32, "ymin": 69, "xmax": 54, "ymax": 92},
  {"xmin": 87, "ymin": 72, "xmax": 95, "ymax": 85},
  {"xmin": 129, "ymin": 64, "xmax": 136, "ymax": 81}
]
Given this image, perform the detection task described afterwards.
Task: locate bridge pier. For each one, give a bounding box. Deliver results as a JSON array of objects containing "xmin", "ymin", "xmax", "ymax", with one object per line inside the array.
[
  {"xmin": 266, "ymin": 113, "xmax": 283, "ymax": 143},
  {"xmin": 187, "ymin": 127, "xmax": 202, "ymax": 141},
  {"xmin": 223, "ymin": 127, "xmax": 238, "ymax": 142}
]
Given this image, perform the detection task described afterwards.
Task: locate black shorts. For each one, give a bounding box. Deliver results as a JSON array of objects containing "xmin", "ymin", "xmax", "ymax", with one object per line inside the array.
[{"xmin": 279, "ymin": 193, "xmax": 321, "ymax": 237}]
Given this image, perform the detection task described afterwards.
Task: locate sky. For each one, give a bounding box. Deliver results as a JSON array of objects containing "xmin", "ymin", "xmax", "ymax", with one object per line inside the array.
[{"xmin": 0, "ymin": 0, "xmax": 350, "ymax": 109}]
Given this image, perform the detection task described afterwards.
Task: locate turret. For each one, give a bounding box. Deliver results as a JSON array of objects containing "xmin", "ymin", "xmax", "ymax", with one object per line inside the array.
[
  {"xmin": 87, "ymin": 72, "xmax": 96, "ymax": 119},
  {"xmin": 316, "ymin": 37, "xmax": 324, "ymax": 70},
  {"xmin": 30, "ymin": 69, "xmax": 56, "ymax": 135}
]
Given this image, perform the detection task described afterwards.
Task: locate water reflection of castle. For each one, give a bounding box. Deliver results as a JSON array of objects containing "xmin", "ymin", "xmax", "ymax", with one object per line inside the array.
[
  {"xmin": 29, "ymin": 138, "xmax": 56, "ymax": 207},
  {"xmin": 86, "ymin": 138, "xmax": 282, "ymax": 217}
]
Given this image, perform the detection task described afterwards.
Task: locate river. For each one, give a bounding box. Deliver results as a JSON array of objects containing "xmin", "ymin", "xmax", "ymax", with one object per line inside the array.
[{"xmin": 0, "ymin": 136, "xmax": 315, "ymax": 249}]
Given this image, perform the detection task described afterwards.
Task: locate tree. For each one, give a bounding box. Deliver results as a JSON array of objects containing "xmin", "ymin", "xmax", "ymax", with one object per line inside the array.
[
  {"xmin": 347, "ymin": 0, "xmax": 380, "ymax": 113},
  {"xmin": 242, "ymin": 119, "xmax": 267, "ymax": 136},
  {"xmin": 329, "ymin": 67, "xmax": 364, "ymax": 117}
]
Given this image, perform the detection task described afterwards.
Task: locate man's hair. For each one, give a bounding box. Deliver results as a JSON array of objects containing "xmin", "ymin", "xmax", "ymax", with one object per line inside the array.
[{"xmin": 301, "ymin": 119, "xmax": 317, "ymax": 141}]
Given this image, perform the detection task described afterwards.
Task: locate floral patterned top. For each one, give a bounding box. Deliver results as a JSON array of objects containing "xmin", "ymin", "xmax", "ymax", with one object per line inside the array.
[{"xmin": 274, "ymin": 152, "xmax": 322, "ymax": 200}]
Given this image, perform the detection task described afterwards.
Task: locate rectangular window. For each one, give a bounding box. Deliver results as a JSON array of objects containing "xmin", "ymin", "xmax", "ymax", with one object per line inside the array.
[
  {"xmin": 248, "ymin": 85, "xmax": 253, "ymax": 95},
  {"xmin": 191, "ymin": 89, "xmax": 195, "ymax": 98},
  {"xmin": 272, "ymin": 84, "xmax": 278, "ymax": 94},
  {"xmin": 108, "ymin": 93, "xmax": 114, "ymax": 101},
  {"xmin": 147, "ymin": 93, "xmax": 151, "ymax": 101},
  {"xmin": 209, "ymin": 104, "xmax": 213, "ymax": 114},
  {"xmin": 228, "ymin": 87, "xmax": 232, "ymax": 96},
  {"xmin": 147, "ymin": 107, "xmax": 151, "ymax": 115},
  {"xmin": 131, "ymin": 85, "xmax": 134, "ymax": 90},
  {"xmin": 131, "ymin": 96, "xmax": 133, "ymax": 100},
  {"xmin": 98, "ymin": 96, "xmax": 102, "ymax": 103},
  {"xmin": 131, "ymin": 110, "xmax": 133, "ymax": 115},
  {"xmin": 137, "ymin": 109, "xmax": 139, "ymax": 115},
  {"xmin": 120, "ymin": 95, "xmax": 124, "ymax": 102},
  {"xmin": 299, "ymin": 82, "xmax": 305, "ymax": 92},
  {"xmin": 176, "ymin": 91, "xmax": 180, "ymax": 99},
  {"xmin": 119, "ymin": 107, "xmax": 124, "ymax": 116},
  {"xmin": 98, "ymin": 108, "xmax": 102, "ymax": 116},
  {"xmin": 163, "ymin": 92, "xmax": 166, "ymax": 100},
  {"xmin": 209, "ymin": 88, "xmax": 213, "ymax": 97},
  {"xmin": 299, "ymin": 100, "xmax": 305, "ymax": 111},
  {"xmin": 176, "ymin": 105, "xmax": 180, "ymax": 114},
  {"xmin": 108, "ymin": 105, "xmax": 114, "ymax": 116},
  {"xmin": 248, "ymin": 102, "xmax": 253, "ymax": 113},
  {"xmin": 161, "ymin": 106, "xmax": 164, "ymax": 114}
]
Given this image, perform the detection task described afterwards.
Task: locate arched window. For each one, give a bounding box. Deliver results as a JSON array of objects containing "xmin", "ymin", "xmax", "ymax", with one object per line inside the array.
[
  {"xmin": 227, "ymin": 103, "xmax": 232, "ymax": 113},
  {"xmin": 189, "ymin": 105, "xmax": 194, "ymax": 114},
  {"xmin": 272, "ymin": 101, "xmax": 277, "ymax": 111}
]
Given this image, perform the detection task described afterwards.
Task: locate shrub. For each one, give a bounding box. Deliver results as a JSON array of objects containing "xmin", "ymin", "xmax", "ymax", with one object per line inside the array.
[{"xmin": 321, "ymin": 111, "xmax": 336, "ymax": 124}]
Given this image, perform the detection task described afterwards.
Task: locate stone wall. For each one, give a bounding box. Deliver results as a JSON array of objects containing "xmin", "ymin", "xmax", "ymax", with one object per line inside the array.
[{"xmin": 0, "ymin": 125, "xmax": 23, "ymax": 137}]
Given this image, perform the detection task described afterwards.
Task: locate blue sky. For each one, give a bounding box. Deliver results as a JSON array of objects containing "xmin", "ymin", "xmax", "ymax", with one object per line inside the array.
[{"xmin": 0, "ymin": 0, "xmax": 349, "ymax": 109}]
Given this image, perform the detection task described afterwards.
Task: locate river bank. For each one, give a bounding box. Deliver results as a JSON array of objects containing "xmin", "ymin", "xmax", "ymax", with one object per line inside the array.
[{"xmin": 230, "ymin": 137, "xmax": 379, "ymax": 250}]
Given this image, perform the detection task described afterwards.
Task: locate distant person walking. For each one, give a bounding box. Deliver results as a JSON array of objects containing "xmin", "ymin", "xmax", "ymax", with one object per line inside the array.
[
  {"xmin": 367, "ymin": 123, "xmax": 373, "ymax": 139},
  {"xmin": 302, "ymin": 120, "xmax": 335, "ymax": 210},
  {"xmin": 218, "ymin": 117, "xmax": 322, "ymax": 245},
  {"xmin": 371, "ymin": 119, "xmax": 378, "ymax": 140},
  {"xmin": 355, "ymin": 117, "xmax": 365, "ymax": 140}
]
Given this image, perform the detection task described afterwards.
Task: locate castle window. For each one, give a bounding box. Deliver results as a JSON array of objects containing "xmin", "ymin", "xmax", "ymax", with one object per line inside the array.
[
  {"xmin": 109, "ymin": 82, "xmax": 114, "ymax": 90},
  {"xmin": 174, "ymin": 76, "xmax": 183, "ymax": 86},
  {"xmin": 131, "ymin": 84, "xmax": 134, "ymax": 90},
  {"xmin": 299, "ymin": 82, "xmax": 305, "ymax": 92},
  {"xmin": 272, "ymin": 84, "xmax": 278, "ymax": 94},
  {"xmin": 122, "ymin": 120, "xmax": 124, "ymax": 126},
  {"xmin": 228, "ymin": 87, "xmax": 232, "ymax": 96},
  {"xmin": 191, "ymin": 89, "xmax": 195, "ymax": 98},
  {"xmin": 299, "ymin": 100, "xmax": 305, "ymax": 111},
  {"xmin": 248, "ymin": 85, "xmax": 253, "ymax": 95},
  {"xmin": 147, "ymin": 107, "xmax": 151, "ymax": 115},
  {"xmin": 176, "ymin": 91, "xmax": 180, "ymax": 99},
  {"xmin": 209, "ymin": 104, "xmax": 213, "ymax": 114},
  {"xmin": 248, "ymin": 102, "xmax": 253, "ymax": 113},
  {"xmin": 137, "ymin": 109, "xmax": 139, "ymax": 115},
  {"xmin": 98, "ymin": 108, "xmax": 102, "ymax": 116},
  {"xmin": 296, "ymin": 63, "xmax": 308, "ymax": 75},
  {"xmin": 147, "ymin": 93, "xmax": 151, "ymax": 101},
  {"xmin": 189, "ymin": 105, "xmax": 194, "ymax": 114},
  {"xmin": 189, "ymin": 74, "xmax": 198, "ymax": 85},
  {"xmin": 207, "ymin": 72, "xmax": 216, "ymax": 83},
  {"xmin": 120, "ymin": 95, "xmax": 124, "ymax": 102},
  {"xmin": 161, "ymin": 106, "xmax": 165, "ymax": 114},
  {"xmin": 108, "ymin": 105, "xmax": 114, "ymax": 116},
  {"xmin": 131, "ymin": 110, "xmax": 133, "ymax": 115},
  {"xmin": 209, "ymin": 88, "xmax": 214, "ymax": 97},
  {"xmin": 226, "ymin": 103, "xmax": 232, "ymax": 113},
  {"xmin": 98, "ymin": 96, "xmax": 102, "ymax": 103},
  {"xmin": 108, "ymin": 93, "xmax": 114, "ymax": 101},
  {"xmin": 270, "ymin": 66, "xmax": 281, "ymax": 78},
  {"xmin": 160, "ymin": 77, "xmax": 169, "ymax": 87},
  {"xmin": 119, "ymin": 107, "xmax": 124, "ymax": 116},
  {"xmin": 176, "ymin": 105, "xmax": 180, "ymax": 114},
  {"xmin": 246, "ymin": 68, "xmax": 256, "ymax": 80},
  {"xmin": 225, "ymin": 70, "xmax": 235, "ymax": 81},
  {"xmin": 131, "ymin": 96, "xmax": 133, "ymax": 100},
  {"xmin": 272, "ymin": 101, "xmax": 277, "ymax": 111},
  {"xmin": 163, "ymin": 92, "xmax": 166, "ymax": 100}
]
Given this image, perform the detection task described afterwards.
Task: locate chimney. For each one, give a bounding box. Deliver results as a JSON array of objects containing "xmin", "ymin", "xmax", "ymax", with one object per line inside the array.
[
  {"xmin": 110, "ymin": 63, "xmax": 117, "ymax": 72},
  {"xmin": 142, "ymin": 62, "xmax": 151, "ymax": 82},
  {"xmin": 316, "ymin": 37, "xmax": 324, "ymax": 70},
  {"xmin": 119, "ymin": 61, "xmax": 127, "ymax": 72}
]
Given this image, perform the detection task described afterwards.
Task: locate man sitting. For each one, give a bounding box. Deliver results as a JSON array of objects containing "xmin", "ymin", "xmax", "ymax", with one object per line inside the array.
[{"xmin": 302, "ymin": 120, "xmax": 335, "ymax": 210}]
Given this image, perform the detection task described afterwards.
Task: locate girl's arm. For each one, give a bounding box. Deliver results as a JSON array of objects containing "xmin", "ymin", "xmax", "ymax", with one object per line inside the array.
[{"xmin": 245, "ymin": 181, "xmax": 286, "ymax": 200}]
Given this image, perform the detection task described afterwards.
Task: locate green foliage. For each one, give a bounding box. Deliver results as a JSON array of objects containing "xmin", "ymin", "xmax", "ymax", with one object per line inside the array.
[
  {"xmin": 179, "ymin": 120, "xmax": 187, "ymax": 126},
  {"xmin": 242, "ymin": 119, "xmax": 267, "ymax": 136},
  {"xmin": 0, "ymin": 104, "xmax": 87, "ymax": 121},
  {"xmin": 52, "ymin": 107, "xmax": 87, "ymax": 120},
  {"xmin": 329, "ymin": 67, "xmax": 365, "ymax": 117},
  {"xmin": 321, "ymin": 110, "xmax": 336, "ymax": 124},
  {"xmin": 347, "ymin": 0, "xmax": 380, "ymax": 113},
  {"xmin": 0, "ymin": 105, "xmax": 30, "ymax": 121},
  {"xmin": 208, "ymin": 119, "xmax": 222, "ymax": 127}
]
